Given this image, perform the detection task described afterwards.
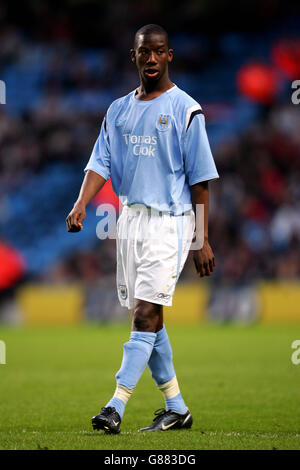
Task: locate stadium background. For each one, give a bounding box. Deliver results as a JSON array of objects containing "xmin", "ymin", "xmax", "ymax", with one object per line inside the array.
[
  {"xmin": 1, "ymin": 0, "xmax": 300, "ymax": 451},
  {"xmin": 0, "ymin": 0, "xmax": 299, "ymax": 326}
]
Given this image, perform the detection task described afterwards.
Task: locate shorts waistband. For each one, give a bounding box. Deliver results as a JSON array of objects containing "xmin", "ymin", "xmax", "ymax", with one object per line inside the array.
[{"xmin": 123, "ymin": 204, "xmax": 192, "ymax": 217}]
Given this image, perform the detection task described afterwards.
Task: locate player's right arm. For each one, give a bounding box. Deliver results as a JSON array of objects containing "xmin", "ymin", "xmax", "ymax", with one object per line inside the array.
[
  {"xmin": 66, "ymin": 110, "xmax": 112, "ymax": 233},
  {"xmin": 66, "ymin": 170, "xmax": 106, "ymax": 232}
]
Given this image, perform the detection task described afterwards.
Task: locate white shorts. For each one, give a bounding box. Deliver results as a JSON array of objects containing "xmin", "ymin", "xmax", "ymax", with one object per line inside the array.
[{"xmin": 116, "ymin": 204, "xmax": 195, "ymax": 309}]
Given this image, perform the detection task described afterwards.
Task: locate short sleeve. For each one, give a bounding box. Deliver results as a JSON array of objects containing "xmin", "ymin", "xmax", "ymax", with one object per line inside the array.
[
  {"xmin": 84, "ymin": 114, "xmax": 111, "ymax": 180},
  {"xmin": 183, "ymin": 106, "xmax": 219, "ymax": 186}
]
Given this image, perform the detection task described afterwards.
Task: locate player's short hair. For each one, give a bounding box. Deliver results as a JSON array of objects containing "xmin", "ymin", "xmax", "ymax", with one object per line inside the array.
[{"xmin": 134, "ymin": 24, "xmax": 169, "ymax": 49}]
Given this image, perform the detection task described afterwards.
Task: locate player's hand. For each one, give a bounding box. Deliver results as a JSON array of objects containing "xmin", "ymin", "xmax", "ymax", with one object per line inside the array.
[
  {"xmin": 66, "ymin": 201, "xmax": 86, "ymax": 233},
  {"xmin": 193, "ymin": 240, "xmax": 215, "ymax": 277}
]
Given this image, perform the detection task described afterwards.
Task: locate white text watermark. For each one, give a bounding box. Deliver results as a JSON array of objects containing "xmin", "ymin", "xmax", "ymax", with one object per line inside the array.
[
  {"xmin": 291, "ymin": 340, "xmax": 300, "ymax": 365},
  {"xmin": 95, "ymin": 203, "xmax": 205, "ymax": 250},
  {"xmin": 0, "ymin": 80, "xmax": 6, "ymax": 104},
  {"xmin": 0, "ymin": 340, "xmax": 6, "ymax": 364},
  {"xmin": 291, "ymin": 80, "xmax": 300, "ymax": 105}
]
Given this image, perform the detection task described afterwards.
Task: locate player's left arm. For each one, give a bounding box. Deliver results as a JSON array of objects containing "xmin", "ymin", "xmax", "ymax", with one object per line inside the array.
[
  {"xmin": 183, "ymin": 104, "xmax": 218, "ymax": 277},
  {"xmin": 190, "ymin": 180, "xmax": 215, "ymax": 277}
]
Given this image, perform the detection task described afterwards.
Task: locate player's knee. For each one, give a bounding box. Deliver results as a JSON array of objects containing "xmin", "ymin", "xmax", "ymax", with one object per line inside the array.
[{"xmin": 133, "ymin": 303, "xmax": 158, "ymax": 332}]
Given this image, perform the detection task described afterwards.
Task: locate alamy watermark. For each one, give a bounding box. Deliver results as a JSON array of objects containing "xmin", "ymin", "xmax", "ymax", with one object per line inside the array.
[
  {"xmin": 291, "ymin": 80, "xmax": 300, "ymax": 105},
  {"xmin": 291, "ymin": 340, "xmax": 300, "ymax": 365},
  {"xmin": 0, "ymin": 340, "xmax": 6, "ymax": 364},
  {"xmin": 95, "ymin": 203, "xmax": 205, "ymax": 250},
  {"xmin": 0, "ymin": 80, "xmax": 6, "ymax": 104}
]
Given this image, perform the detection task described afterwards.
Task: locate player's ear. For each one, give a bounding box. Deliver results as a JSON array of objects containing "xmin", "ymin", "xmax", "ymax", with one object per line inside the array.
[
  {"xmin": 130, "ymin": 49, "xmax": 136, "ymax": 63},
  {"xmin": 168, "ymin": 48, "xmax": 174, "ymax": 63}
]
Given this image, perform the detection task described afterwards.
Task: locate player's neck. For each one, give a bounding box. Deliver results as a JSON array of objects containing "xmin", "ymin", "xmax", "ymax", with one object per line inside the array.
[{"xmin": 136, "ymin": 75, "xmax": 174, "ymax": 101}]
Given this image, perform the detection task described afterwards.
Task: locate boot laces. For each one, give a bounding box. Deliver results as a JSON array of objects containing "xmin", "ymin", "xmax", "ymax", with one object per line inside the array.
[{"xmin": 153, "ymin": 408, "xmax": 169, "ymax": 422}]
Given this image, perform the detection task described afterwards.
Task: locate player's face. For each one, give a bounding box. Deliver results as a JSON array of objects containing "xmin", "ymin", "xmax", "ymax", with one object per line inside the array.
[{"xmin": 131, "ymin": 33, "xmax": 173, "ymax": 83}]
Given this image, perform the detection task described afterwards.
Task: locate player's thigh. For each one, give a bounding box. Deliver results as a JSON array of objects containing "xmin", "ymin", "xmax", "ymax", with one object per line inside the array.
[
  {"xmin": 134, "ymin": 214, "xmax": 180, "ymax": 305},
  {"xmin": 116, "ymin": 209, "xmax": 136, "ymax": 307}
]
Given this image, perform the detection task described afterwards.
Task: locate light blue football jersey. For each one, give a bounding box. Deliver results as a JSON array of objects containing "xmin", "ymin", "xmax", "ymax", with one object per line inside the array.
[{"xmin": 85, "ymin": 84, "xmax": 219, "ymax": 215}]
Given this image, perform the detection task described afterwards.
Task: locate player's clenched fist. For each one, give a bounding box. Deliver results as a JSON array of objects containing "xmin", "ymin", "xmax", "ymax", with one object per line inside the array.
[
  {"xmin": 193, "ymin": 240, "xmax": 215, "ymax": 277},
  {"xmin": 66, "ymin": 201, "xmax": 86, "ymax": 232}
]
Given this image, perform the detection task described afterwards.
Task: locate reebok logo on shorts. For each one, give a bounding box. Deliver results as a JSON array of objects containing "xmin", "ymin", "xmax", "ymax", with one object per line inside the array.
[{"xmin": 155, "ymin": 293, "xmax": 171, "ymax": 302}]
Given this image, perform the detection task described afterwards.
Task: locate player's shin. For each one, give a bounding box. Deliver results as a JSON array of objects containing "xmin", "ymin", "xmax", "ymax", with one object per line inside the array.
[{"xmin": 105, "ymin": 331, "xmax": 156, "ymax": 418}]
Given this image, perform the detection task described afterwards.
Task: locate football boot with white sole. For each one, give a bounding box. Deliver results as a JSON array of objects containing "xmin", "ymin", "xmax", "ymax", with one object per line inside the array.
[{"xmin": 139, "ymin": 408, "xmax": 193, "ymax": 432}]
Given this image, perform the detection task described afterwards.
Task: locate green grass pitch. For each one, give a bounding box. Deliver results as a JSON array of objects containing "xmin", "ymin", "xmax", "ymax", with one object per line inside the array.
[{"xmin": 0, "ymin": 322, "xmax": 300, "ymax": 450}]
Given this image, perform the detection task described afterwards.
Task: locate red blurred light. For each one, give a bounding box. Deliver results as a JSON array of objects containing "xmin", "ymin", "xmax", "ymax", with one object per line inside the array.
[
  {"xmin": 237, "ymin": 63, "xmax": 278, "ymax": 104},
  {"xmin": 272, "ymin": 40, "xmax": 300, "ymax": 80},
  {"xmin": 92, "ymin": 178, "xmax": 121, "ymax": 211},
  {"xmin": 0, "ymin": 243, "xmax": 25, "ymax": 290}
]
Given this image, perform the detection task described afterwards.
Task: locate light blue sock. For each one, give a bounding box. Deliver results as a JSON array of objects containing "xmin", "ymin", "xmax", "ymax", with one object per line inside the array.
[
  {"xmin": 106, "ymin": 330, "xmax": 156, "ymax": 418},
  {"xmin": 148, "ymin": 325, "xmax": 175, "ymax": 384},
  {"xmin": 148, "ymin": 325, "xmax": 187, "ymax": 415},
  {"xmin": 105, "ymin": 397, "xmax": 125, "ymax": 418},
  {"xmin": 165, "ymin": 393, "xmax": 187, "ymax": 415}
]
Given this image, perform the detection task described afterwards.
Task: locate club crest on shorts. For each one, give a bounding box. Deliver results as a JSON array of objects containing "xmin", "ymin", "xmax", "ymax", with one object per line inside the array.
[
  {"xmin": 119, "ymin": 285, "xmax": 127, "ymax": 300},
  {"xmin": 157, "ymin": 114, "xmax": 171, "ymax": 131}
]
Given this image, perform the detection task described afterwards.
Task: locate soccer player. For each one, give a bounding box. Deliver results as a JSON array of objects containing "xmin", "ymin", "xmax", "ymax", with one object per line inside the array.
[{"xmin": 66, "ymin": 24, "xmax": 219, "ymax": 433}]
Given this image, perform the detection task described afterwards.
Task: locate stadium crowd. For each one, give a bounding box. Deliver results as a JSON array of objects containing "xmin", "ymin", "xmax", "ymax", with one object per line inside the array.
[{"xmin": 0, "ymin": 1, "xmax": 300, "ymax": 297}]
